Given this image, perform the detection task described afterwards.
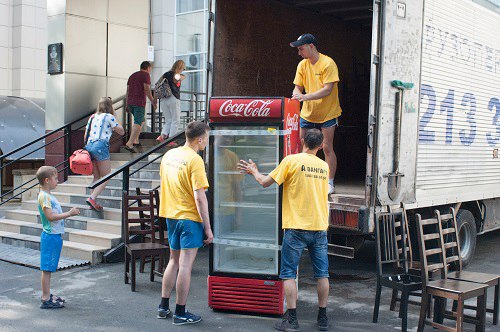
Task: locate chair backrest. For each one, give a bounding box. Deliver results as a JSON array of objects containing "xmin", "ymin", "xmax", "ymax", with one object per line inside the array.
[
  {"xmin": 389, "ymin": 206, "xmax": 413, "ymax": 267},
  {"xmin": 123, "ymin": 190, "xmax": 156, "ymax": 245},
  {"xmin": 375, "ymin": 210, "xmax": 409, "ymax": 277},
  {"xmin": 435, "ymin": 208, "xmax": 462, "ymax": 273},
  {"xmin": 415, "ymin": 212, "xmax": 447, "ymax": 286},
  {"xmin": 135, "ymin": 187, "xmax": 165, "ymax": 244}
]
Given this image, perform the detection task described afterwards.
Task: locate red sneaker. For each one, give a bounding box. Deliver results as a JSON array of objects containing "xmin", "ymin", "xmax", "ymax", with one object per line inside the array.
[
  {"xmin": 86, "ymin": 198, "xmax": 103, "ymax": 211},
  {"xmin": 156, "ymin": 135, "xmax": 168, "ymax": 143}
]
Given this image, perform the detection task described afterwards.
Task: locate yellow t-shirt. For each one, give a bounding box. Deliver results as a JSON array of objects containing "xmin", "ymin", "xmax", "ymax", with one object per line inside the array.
[
  {"xmin": 269, "ymin": 153, "xmax": 329, "ymax": 231},
  {"xmin": 293, "ymin": 53, "xmax": 342, "ymax": 123},
  {"xmin": 159, "ymin": 146, "xmax": 209, "ymax": 222}
]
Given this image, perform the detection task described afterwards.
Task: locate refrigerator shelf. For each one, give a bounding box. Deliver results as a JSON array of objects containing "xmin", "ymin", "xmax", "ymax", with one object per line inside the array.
[
  {"xmin": 219, "ymin": 202, "xmax": 276, "ymax": 209},
  {"xmin": 216, "ymin": 171, "xmax": 270, "ymax": 175},
  {"xmin": 213, "ymin": 238, "xmax": 280, "ymax": 251},
  {"xmin": 217, "ymin": 231, "xmax": 276, "ymax": 244},
  {"xmin": 219, "ymin": 145, "xmax": 276, "ymax": 149}
]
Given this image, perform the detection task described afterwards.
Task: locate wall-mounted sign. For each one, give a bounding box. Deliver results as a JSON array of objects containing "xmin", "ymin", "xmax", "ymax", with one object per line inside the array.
[
  {"xmin": 48, "ymin": 43, "xmax": 63, "ymax": 75},
  {"xmin": 147, "ymin": 45, "xmax": 154, "ymax": 61}
]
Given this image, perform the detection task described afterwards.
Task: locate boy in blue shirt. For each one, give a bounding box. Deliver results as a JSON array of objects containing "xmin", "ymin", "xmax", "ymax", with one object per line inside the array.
[{"xmin": 36, "ymin": 166, "xmax": 79, "ymax": 309}]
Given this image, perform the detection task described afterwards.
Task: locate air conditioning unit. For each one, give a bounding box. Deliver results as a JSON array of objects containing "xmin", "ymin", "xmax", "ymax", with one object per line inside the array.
[{"xmin": 187, "ymin": 54, "xmax": 201, "ymax": 70}]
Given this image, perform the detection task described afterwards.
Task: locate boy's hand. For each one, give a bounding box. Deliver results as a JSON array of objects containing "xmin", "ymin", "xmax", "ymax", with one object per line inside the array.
[
  {"xmin": 237, "ymin": 159, "xmax": 258, "ymax": 175},
  {"xmin": 69, "ymin": 207, "xmax": 80, "ymax": 216}
]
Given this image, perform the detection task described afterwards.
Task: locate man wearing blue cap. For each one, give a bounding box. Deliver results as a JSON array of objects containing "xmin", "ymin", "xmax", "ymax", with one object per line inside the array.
[{"xmin": 290, "ymin": 33, "xmax": 342, "ymax": 195}]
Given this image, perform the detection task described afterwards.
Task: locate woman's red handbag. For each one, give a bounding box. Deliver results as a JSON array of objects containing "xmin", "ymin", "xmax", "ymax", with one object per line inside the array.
[
  {"xmin": 69, "ymin": 149, "xmax": 93, "ymax": 175},
  {"xmin": 69, "ymin": 114, "xmax": 94, "ymax": 175}
]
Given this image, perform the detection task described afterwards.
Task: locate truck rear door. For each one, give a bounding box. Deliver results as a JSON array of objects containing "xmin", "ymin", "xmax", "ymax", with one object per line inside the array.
[{"xmin": 372, "ymin": 0, "xmax": 424, "ymax": 206}]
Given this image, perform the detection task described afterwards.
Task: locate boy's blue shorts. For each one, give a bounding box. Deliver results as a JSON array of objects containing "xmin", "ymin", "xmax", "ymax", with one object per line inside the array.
[
  {"xmin": 40, "ymin": 232, "xmax": 63, "ymax": 272},
  {"xmin": 166, "ymin": 219, "xmax": 204, "ymax": 250}
]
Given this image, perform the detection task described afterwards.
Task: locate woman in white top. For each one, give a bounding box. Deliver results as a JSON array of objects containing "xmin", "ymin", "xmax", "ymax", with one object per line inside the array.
[
  {"xmin": 156, "ymin": 60, "xmax": 186, "ymax": 145},
  {"xmin": 84, "ymin": 97, "xmax": 124, "ymax": 211}
]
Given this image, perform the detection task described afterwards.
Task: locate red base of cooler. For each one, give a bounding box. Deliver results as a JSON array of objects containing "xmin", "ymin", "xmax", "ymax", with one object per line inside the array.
[{"xmin": 208, "ymin": 275, "xmax": 284, "ymax": 315}]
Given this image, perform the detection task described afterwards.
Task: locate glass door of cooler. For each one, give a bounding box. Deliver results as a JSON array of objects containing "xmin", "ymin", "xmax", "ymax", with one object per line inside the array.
[{"xmin": 212, "ymin": 125, "xmax": 280, "ymax": 276}]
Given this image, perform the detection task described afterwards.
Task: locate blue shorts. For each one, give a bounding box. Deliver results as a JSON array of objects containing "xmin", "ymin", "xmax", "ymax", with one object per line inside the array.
[
  {"xmin": 85, "ymin": 140, "xmax": 110, "ymax": 161},
  {"xmin": 280, "ymin": 229, "xmax": 329, "ymax": 280},
  {"xmin": 166, "ymin": 219, "xmax": 204, "ymax": 250},
  {"xmin": 300, "ymin": 117, "xmax": 338, "ymax": 129},
  {"xmin": 40, "ymin": 232, "xmax": 63, "ymax": 272}
]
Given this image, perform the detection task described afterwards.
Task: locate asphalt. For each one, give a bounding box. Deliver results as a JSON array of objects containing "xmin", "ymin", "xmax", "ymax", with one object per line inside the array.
[{"xmin": 0, "ymin": 201, "xmax": 499, "ymax": 331}]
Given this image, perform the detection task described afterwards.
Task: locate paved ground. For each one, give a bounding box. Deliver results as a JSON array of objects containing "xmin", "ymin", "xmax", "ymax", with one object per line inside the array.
[{"xmin": 0, "ymin": 201, "xmax": 499, "ymax": 331}]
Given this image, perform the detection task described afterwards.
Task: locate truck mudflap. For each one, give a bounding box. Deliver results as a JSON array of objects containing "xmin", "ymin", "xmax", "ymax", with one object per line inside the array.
[{"xmin": 329, "ymin": 195, "xmax": 369, "ymax": 234}]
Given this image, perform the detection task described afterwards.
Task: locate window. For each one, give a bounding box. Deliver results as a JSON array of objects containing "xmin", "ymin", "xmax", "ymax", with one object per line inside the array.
[{"xmin": 175, "ymin": 0, "xmax": 209, "ymax": 120}]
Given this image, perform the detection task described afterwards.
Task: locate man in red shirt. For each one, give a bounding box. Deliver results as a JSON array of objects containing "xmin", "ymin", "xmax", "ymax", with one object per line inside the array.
[{"xmin": 125, "ymin": 61, "xmax": 157, "ymax": 151}]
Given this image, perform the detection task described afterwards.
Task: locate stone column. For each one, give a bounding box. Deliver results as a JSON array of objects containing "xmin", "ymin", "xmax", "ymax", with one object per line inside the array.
[{"xmin": 45, "ymin": 0, "xmax": 149, "ymax": 179}]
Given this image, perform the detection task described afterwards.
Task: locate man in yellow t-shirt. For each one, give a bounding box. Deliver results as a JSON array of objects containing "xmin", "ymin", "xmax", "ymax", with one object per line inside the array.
[
  {"xmin": 290, "ymin": 33, "xmax": 342, "ymax": 195},
  {"xmin": 157, "ymin": 121, "xmax": 213, "ymax": 325},
  {"xmin": 238, "ymin": 129, "xmax": 330, "ymax": 332}
]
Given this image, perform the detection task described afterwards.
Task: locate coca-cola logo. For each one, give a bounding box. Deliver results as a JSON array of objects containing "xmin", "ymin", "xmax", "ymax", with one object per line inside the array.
[
  {"xmin": 219, "ymin": 99, "xmax": 273, "ymax": 117},
  {"xmin": 286, "ymin": 113, "xmax": 299, "ymax": 131}
]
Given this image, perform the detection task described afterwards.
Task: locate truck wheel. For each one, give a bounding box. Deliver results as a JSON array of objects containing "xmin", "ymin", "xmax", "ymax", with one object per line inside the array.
[{"xmin": 456, "ymin": 209, "xmax": 477, "ymax": 267}]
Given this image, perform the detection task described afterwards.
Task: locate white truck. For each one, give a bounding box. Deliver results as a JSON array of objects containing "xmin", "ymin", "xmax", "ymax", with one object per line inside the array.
[{"xmin": 206, "ymin": 0, "xmax": 500, "ymax": 264}]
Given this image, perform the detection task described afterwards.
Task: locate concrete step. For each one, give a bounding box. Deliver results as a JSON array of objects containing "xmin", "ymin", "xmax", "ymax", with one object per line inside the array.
[
  {"xmin": 119, "ymin": 145, "xmax": 169, "ymax": 154},
  {"xmin": 4, "ymin": 209, "xmax": 121, "ymax": 235},
  {"xmin": 67, "ymin": 175, "xmax": 160, "ymax": 189},
  {"xmin": 110, "ymin": 159, "xmax": 162, "ymax": 171},
  {"xmin": 52, "ymin": 192, "xmax": 123, "ymax": 209},
  {"xmin": 56, "ymin": 183, "xmax": 125, "ymax": 198},
  {"xmin": 110, "ymin": 152, "xmax": 163, "ymax": 161},
  {"xmin": 0, "ymin": 219, "xmax": 120, "ymax": 248},
  {"xmin": 0, "ymin": 231, "xmax": 106, "ymax": 264},
  {"xmin": 22, "ymin": 200, "xmax": 123, "ymax": 221}
]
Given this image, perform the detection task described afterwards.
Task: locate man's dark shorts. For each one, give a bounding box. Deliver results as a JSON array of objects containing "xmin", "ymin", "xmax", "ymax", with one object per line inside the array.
[
  {"xmin": 128, "ymin": 105, "xmax": 145, "ymax": 125},
  {"xmin": 300, "ymin": 117, "xmax": 338, "ymax": 130},
  {"xmin": 280, "ymin": 229, "xmax": 329, "ymax": 279}
]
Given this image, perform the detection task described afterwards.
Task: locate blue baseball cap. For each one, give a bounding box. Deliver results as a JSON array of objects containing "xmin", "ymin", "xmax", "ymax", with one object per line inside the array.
[{"xmin": 289, "ymin": 33, "xmax": 317, "ymax": 47}]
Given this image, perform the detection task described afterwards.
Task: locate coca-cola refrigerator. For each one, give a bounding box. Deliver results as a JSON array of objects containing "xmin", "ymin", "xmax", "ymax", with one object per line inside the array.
[{"xmin": 207, "ymin": 97, "xmax": 300, "ymax": 315}]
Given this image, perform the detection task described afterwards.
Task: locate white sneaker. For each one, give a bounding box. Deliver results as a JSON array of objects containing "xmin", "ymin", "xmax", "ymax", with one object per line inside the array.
[{"xmin": 328, "ymin": 184, "xmax": 335, "ymax": 194}]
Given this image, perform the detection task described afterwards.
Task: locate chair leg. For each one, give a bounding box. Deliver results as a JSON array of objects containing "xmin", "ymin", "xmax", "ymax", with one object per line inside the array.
[
  {"xmin": 494, "ymin": 282, "xmax": 499, "ymax": 325},
  {"xmin": 150, "ymin": 255, "xmax": 155, "ymax": 282},
  {"xmin": 427, "ymin": 296, "xmax": 432, "ymax": 318},
  {"xmin": 456, "ymin": 299, "xmax": 464, "ymax": 332},
  {"xmin": 124, "ymin": 251, "xmax": 129, "ymax": 284},
  {"xmin": 140, "ymin": 256, "xmax": 145, "ymax": 273},
  {"xmin": 418, "ymin": 293, "xmax": 429, "ymax": 332},
  {"xmin": 373, "ymin": 282, "xmax": 382, "ymax": 323},
  {"xmin": 476, "ymin": 291, "xmax": 486, "ymax": 332},
  {"xmin": 401, "ymin": 290, "xmax": 409, "ymax": 332},
  {"xmin": 131, "ymin": 252, "xmax": 136, "ymax": 292},
  {"xmin": 433, "ymin": 297, "xmax": 446, "ymax": 325},
  {"xmin": 390, "ymin": 289, "xmax": 398, "ymax": 311}
]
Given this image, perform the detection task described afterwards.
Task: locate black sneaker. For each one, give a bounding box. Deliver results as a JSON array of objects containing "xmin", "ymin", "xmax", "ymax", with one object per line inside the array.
[
  {"xmin": 173, "ymin": 311, "xmax": 202, "ymax": 325},
  {"xmin": 317, "ymin": 314, "xmax": 328, "ymax": 331},
  {"xmin": 274, "ymin": 315, "xmax": 300, "ymax": 331},
  {"xmin": 157, "ymin": 306, "xmax": 171, "ymax": 319}
]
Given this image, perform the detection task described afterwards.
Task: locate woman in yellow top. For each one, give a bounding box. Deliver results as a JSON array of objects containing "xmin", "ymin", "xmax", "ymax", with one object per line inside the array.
[{"xmin": 290, "ymin": 33, "xmax": 342, "ymax": 195}]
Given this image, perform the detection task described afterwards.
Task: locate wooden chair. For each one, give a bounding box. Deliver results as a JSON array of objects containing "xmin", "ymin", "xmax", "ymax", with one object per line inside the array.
[
  {"xmin": 436, "ymin": 208, "xmax": 499, "ymax": 326},
  {"xmin": 416, "ymin": 212, "xmax": 488, "ymax": 332},
  {"xmin": 136, "ymin": 187, "xmax": 168, "ymax": 275},
  {"xmin": 389, "ymin": 206, "xmax": 427, "ymax": 314},
  {"xmin": 372, "ymin": 210, "xmax": 422, "ymax": 332},
  {"xmin": 124, "ymin": 190, "xmax": 169, "ymax": 292}
]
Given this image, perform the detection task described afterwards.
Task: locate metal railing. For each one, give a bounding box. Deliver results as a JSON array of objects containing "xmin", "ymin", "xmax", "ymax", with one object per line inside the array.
[
  {"xmin": 0, "ymin": 96, "xmax": 126, "ymax": 205},
  {"xmin": 153, "ymin": 91, "xmax": 206, "ymax": 135}
]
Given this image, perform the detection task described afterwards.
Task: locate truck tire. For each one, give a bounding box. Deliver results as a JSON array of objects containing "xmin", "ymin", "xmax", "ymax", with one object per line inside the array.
[{"xmin": 456, "ymin": 209, "xmax": 477, "ymax": 267}]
